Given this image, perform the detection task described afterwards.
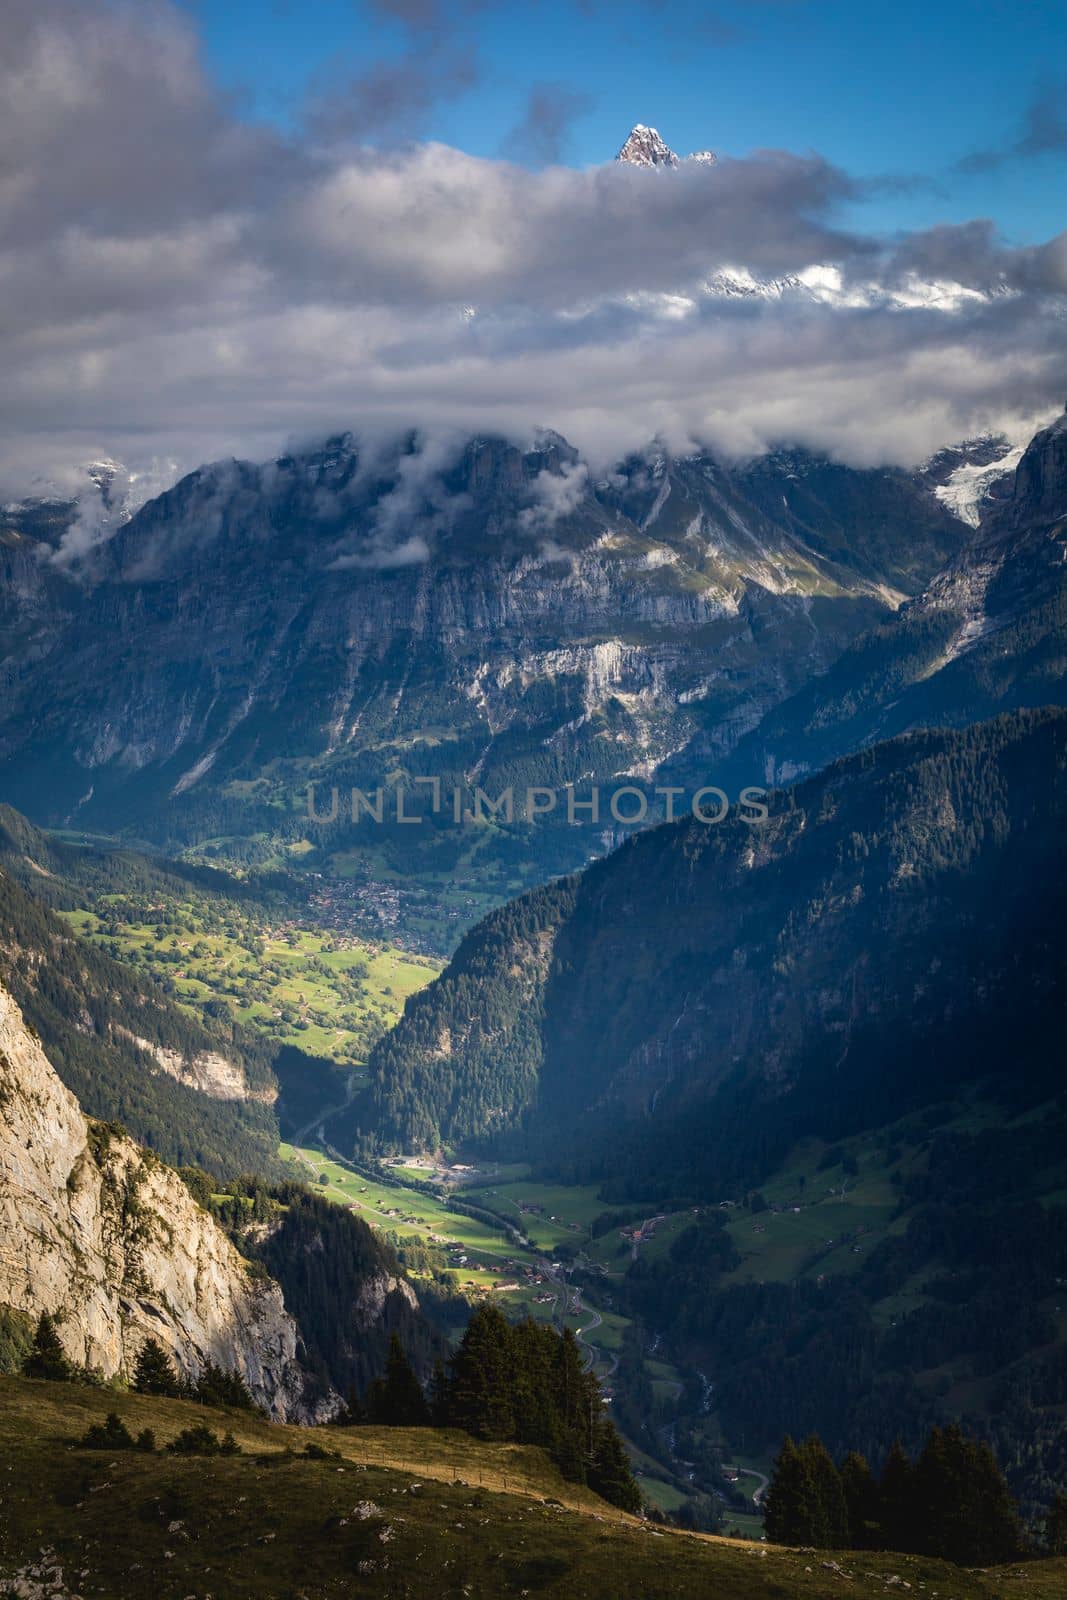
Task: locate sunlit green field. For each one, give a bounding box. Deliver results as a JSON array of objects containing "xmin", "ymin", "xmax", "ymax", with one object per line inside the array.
[
  {"xmin": 279, "ymin": 1143, "xmax": 569, "ymax": 1322},
  {"xmin": 470, "ymin": 1179, "xmax": 609, "ymax": 1252},
  {"xmin": 283, "ymin": 1144, "xmax": 675, "ymax": 1379},
  {"xmin": 60, "ymin": 905, "xmax": 439, "ymax": 1062}
]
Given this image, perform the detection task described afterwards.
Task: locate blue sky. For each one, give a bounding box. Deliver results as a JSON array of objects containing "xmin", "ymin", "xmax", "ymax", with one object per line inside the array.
[{"xmin": 186, "ymin": 0, "xmax": 1066, "ymax": 242}]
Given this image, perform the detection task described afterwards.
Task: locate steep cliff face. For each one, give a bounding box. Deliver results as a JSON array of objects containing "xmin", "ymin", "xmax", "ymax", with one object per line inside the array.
[
  {"xmin": 0, "ymin": 980, "xmax": 312, "ymax": 1418},
  {"xmin": 0, "ymin": 431, "xmax": 963, "ymax": 871}
]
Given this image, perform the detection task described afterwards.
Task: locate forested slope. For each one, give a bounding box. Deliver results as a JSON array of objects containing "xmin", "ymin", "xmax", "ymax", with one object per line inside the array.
[{"xmin": 366, "ymin": 707, "xmax": 1065, "ymax": 1184}]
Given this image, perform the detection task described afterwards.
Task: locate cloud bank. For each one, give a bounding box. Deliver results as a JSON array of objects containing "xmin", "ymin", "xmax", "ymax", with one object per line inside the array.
[{"xmin": 1, "ymin": 0, "xmax": 1065, "ymax": 507}]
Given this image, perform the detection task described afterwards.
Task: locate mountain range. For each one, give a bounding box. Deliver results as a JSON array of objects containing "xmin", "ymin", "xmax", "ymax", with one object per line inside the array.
[
  {"xmin": 0, "ymin": 425, "xmax": 1003, "ymax": 933},
  {"xmin": 2, "ymin": 376, "xmax": 1066, "ymax": 1541},
  {"xmin": 616, "ymin": 123, "xmax": 716, "ymax": 167}
]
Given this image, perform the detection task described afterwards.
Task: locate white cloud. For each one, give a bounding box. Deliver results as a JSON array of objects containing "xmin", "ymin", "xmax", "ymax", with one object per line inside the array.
[
  {"xmin": 519, "ymin": 462, "xmax": 591, "ymax": 532},
  {"xmin": 0, "ymin": 0, "xmax": 1064, "ymax": 504}
]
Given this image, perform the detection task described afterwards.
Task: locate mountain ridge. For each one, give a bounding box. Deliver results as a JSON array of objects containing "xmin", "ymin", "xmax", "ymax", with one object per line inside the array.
[
  {"xmin": 695, "ymin": 408, "xmax": 1067, "ymax": 793},
  {"xmin": 0, "ymin": 428, "xmax": 969, "ymax": 923},
  {"xmin": 363, "ymin": 707, "xmax": 1066, "ymax": 1175}
]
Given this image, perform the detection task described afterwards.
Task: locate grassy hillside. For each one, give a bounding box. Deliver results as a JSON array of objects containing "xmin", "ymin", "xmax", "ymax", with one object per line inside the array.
[
  {"xmin": 2, "ymin": 1377, "xmax": 1064, "ymax": 1600},
  {"xmin": 0, "ymin": 802, "xmax": 440, "ymax": 1156},
  {"xmin": 0, "ymin": 857, "xmax": 283, "ymax": 1178},
  {"xmin": 57, "ymin": 904, "xmax": 436, "ymax": 1069}
]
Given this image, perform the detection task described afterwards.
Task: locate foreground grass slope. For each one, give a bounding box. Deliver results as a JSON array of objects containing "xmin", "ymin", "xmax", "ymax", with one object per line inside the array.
[{"xmin": 1, "ymin": 1379, "xmax": 1065, "ymax": 1600}]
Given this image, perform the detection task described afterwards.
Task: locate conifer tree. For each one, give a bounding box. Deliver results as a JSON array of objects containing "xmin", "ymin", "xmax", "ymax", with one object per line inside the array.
[
  {"xmin": 366, "ymin": 1333, "xmax": 429, "ymax": 1427},
  {"xmin": 509, "ymin": 1319, "xmax": 557, "ymax": 1449},
  {"xmin": 957, "ymin": 1432, "xmax": 1021, "ymax": 1566},
  {"xmin": 80, "ymin": 1411, "xmax": 136, "ymax": 1450},
  {"xmin": 132, "ymin": 1336, "xmax": 180, "ymax": 1398},
  {"xmin": 839, "ymin": 1450, "xmax": 878, "ymax": 1549},
  {"xmin": 445, "ymin": 1303, "xmax": 515, "ymax": 1441},
  {"xmin": 802, "ymin": 1434, "xmax": 849, "ymax": 1547},
  {"xmin": 765, "ymin": 1435, "xmax": 820, "ymax": 1545},
  {"xmin": 910, "ymin": 1424, "xmax": 1020, "ymax": 1565},
  {"xmin": 913, "ymin": 1426, "xmax": 962, "ymax": 1559},
  {"xmin": 554, "ymin": 1329, "xmax": 590, "ymax": 1445},
  {"xmin": 194, "ymin": 1361, "xmax": 256, "ymax": 1412},
  {"xmin": 878, "ymin": 1439, "xmax": 916, "ymax": 1552},
  {"xmin": 22, "ymin": 1313, "xmax": 72, "ymax": 1382},
  {"xmin": 1045, "ymin": 1489, "xmax": 1067, "ymax": 1556},
  {"xmin": 589, "ymin": 1418, "xmax": 642, "ymax": 1515}
]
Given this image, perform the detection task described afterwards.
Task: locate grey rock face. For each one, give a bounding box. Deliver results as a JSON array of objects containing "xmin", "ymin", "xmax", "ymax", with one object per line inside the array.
[
  {"xmin": 0, "ymin": 980, "xmax": 318, "ymax": 1419},
  {"xmin": 616, "ymin": 124, "xmax": 680, "ymax": 167}
]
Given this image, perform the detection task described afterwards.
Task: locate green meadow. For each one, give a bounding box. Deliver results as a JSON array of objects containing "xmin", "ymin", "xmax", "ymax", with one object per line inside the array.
[{"xmin": 60, "ymin": 903, "xmax": 439, "ymax": 1063}]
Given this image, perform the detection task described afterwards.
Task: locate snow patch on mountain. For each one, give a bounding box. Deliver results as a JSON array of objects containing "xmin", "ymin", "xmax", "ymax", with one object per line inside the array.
[{"xmin": 933, "ymin": 445, "xmax": 1025, "ymax": 527}]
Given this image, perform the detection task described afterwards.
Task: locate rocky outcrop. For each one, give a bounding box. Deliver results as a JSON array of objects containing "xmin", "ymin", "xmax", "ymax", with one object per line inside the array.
[
  {"xmin": 616, "ymin": 124, "xmax": 681, "ymax": 168},
  {"xmin": 117, "ymin": 1029, "xmax": 276, "ymax": 1103},
  {"xmin": 0, "ymin": 980, "xmax": 313, "ymax": 1418}
]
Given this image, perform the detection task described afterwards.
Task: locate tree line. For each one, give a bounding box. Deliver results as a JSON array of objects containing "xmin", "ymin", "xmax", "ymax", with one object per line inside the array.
[
  {"xmin": 22, "ymin": 1314, "xmax": 258, "ymax": 1413},
  {"xmin": 346, "ymin": 1304, "xmax": 642, "ymax": 1514},
  {"xmin": 763, "ymin": 1425, "xmax": 1036, "ymax": 1565}
]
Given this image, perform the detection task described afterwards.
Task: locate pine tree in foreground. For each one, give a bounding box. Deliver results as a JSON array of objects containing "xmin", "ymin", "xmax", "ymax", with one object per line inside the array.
[
  {"xmin": 878, "ymin": 1439, "xmax": 917, "ymax": 1554},
  {"xmin": 366, "ymin": 1333, "xmax": 430, "ymax": 1427},
  {"xmin": 132, "ymin": 1336, "xmax": 180, "ymax": 1398},
  {"xmin": 765, "ymin": 1424, "xmax": 1024, "ymax": 1565},
  {"xmin": 764, "ymin": 1435, "xmax": 821, "ymax": 1545},
  {"xmin": 589, "ymin": 1419, "xmax": 642, "ymax": 1515},
  {"xmin": 444, "ymin": 1303, "xmax": 516, "ymax": 1441},
  {"xmin": 193, "ymin": 1361, "xmax": 257, "ymax": 1412},
  {"xmin": 839, "ymin": 1451, "xmax": 878, "ymax": 1549},
  {"xmin": 22, "ymin": 1313, "xmax": 73, "ymax": 1383},
  {"xmin": 802, "ymin": 1434, "xmax": 849, "ymax": 1547},
  {"xmin": 80, "ymin": 1411, "xmax": 136, "ymax": 1450},
  {"xmin": 360, "ymin": 1307, "xmax": 642, "ymax": 1514}
]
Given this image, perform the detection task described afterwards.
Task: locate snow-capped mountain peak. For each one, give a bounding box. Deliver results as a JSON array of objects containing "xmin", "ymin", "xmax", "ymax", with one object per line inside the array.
[
  {"xmin": 616, "ymin": 125, "xmax": 717, "ymax": 168},
  {"xmin": 617, "ymin": 125, "xmax": 680, "ymax": 168}
]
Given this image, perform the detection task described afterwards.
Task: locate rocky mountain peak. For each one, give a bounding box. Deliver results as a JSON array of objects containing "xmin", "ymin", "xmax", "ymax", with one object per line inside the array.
[
  {"xmin": 616, "ymin": 125, "xmax": 716, "ymax": 168},
  {"xmin": 617, "ymin": 124, "xmax": 680, "ymax": 167}
]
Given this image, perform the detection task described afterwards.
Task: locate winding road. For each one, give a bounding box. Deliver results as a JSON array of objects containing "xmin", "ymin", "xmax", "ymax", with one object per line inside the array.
[{"xmin": 723, "ymin": 1466, "xmax": 770, "ymax": 1506}]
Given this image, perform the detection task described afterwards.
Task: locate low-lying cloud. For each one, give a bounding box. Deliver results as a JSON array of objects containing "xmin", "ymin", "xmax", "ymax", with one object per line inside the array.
[{"xmin": 1, "ymin": 0, "xmax": 1065, "ymax": 511}]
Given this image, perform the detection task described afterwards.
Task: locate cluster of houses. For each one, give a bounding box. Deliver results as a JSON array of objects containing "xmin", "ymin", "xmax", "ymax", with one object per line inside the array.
[{"xmin": 304, "ymin": 870, "xmax": 482, "ymax": 955}]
